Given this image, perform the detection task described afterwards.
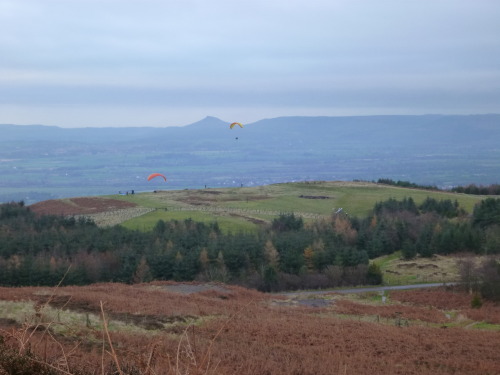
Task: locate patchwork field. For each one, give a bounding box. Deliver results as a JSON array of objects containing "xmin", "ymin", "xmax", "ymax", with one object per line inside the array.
[{"xmin": 29, "ymin": 181, "xmax": 485, "ymax": 233}]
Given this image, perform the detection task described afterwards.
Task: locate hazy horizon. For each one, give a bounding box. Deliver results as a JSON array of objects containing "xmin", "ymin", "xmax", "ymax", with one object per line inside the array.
[
  {"xmin": 1, "ymin": 1, "xmax": 499, "ymax": 128},
  {"xmin": 5, "ymin": 112, "xmax": 500, "ymax": 129}
]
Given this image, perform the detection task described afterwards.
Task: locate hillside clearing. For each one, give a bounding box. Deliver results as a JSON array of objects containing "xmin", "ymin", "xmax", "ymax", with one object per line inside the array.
[
  {"xmin": 374, "ymin": 252, "xmax": 466, "ymax": 285},
  {"xmin": 30, "ymin": 181, "xmax": 485, "ymax": 230}
]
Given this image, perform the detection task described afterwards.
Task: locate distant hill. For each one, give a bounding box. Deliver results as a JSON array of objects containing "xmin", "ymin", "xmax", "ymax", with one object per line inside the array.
[{"xmin": 1, "ymin": 114, "xmax": 499, "ymax": 204}]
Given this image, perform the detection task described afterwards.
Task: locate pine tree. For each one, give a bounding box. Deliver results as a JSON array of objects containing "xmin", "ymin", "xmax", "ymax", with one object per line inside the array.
[
  {"xmin": 215, "ymin": 251, "xmax": 228, "ymax": 282},
  {"xmin": 264, "ymin": 240, "xmax": 280, "ymax": 268},
  {"xmin": 303, "ymin": 246, "xmax": 315, "ymax": 272},
  {"xmin": 366, "ymin": 263, "xmax": 383, "ymax": 285},
  {"xmin": 401, "ymin": 239, "xmax": 417, "ymax": 260},
  {"xmin": 133, "ymin": 256, "xmax": 153, "ymax": 283},
  {"xmin": 199, "ymin": 247, "xmax": 209, "ymax": 271}
]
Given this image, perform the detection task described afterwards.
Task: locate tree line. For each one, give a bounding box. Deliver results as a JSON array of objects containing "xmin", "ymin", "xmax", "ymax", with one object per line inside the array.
[
  {"xmin": 451, "ymin": 183, "xmax": 500, "ymax": 196},
  {"xmin": 377, "ymin": 178, "xmax": 500, "ymax": 195},
  {"xmin": 1, "ymin": 196, "xmax": 499, "ymax": 292},
  {"xmin": 376, "ymin": 178, "xmax": 439, "ymax": 191}
]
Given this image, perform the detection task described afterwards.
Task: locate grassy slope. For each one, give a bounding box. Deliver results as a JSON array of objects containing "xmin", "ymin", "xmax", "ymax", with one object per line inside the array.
[
  {"xmin": 105, "ymin": 181, "xmax": 484, "ymax": 233},
  {"xmin": 373, "ymin": 251, "xmax": 464, "ymax": 285}
]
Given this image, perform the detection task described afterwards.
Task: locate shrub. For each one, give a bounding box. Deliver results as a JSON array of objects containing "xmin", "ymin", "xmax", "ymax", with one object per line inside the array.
[
  {"xmin": 366, "ymin": 263, "xmax": 383, "ymax": 285},
  {"xmin": 471, "ymin": 294, "xmax": 483, "ymax": 309},
  {"xmin": 0, "ymin": 337, "xmax": 58, "ymax": 375}
]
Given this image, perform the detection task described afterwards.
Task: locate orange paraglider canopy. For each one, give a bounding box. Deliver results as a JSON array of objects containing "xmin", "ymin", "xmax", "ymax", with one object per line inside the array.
[{"xmin": 147, "ymin": 173, "xmax": 167, "ymax": 182}]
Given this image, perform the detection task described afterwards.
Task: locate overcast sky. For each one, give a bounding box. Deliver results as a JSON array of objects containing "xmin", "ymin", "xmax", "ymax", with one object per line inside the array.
[{"xmin": 1, "ymin": 0, "xmax": 499, "ymax": 127}]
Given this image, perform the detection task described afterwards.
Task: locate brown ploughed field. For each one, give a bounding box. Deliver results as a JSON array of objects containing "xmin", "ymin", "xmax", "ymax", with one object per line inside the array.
[{"xmin": 29, "ymin": 197, "xmax": 137, "ymax": 216}]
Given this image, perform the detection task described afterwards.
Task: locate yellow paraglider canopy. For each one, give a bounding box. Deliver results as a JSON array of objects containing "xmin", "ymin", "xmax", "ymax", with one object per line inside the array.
[{"xmin": 229, "ymin": 122, "xmax": 243, "ymax": 129}]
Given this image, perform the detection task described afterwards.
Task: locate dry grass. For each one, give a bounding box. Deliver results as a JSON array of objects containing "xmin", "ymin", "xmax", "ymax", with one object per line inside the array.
[
  {"xmin": 1, "ymin": 282, "xmax": 500, "ymax": 374},
  {"xmin": 376, "ymin": 253, "xmax": 465, "ymax": 285},
  {"xmin": 331, "ymin": 299, "xmax": 449, "ymax": 324},
  {"xmin": 391, "ymin": 287, "xmax": 500, "ymax": 325}
]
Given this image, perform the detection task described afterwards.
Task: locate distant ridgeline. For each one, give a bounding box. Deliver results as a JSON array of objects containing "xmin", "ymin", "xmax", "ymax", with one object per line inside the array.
[
  {"xmin": 1, "ymin": 114, "xmax": 500, "ymax": 204},
  {"xmin": 1, "ymin": 195, "xmax": 499, "ymax": 294}
]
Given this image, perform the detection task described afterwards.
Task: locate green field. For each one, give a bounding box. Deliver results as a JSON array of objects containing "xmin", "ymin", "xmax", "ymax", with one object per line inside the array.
[
  {"xmin": 100, "ymin": 181, "xmax": 485, "ymax": 233},
  {"xmin": 120, "ymin": 209, "xmax": 259, "ymax": 233}
]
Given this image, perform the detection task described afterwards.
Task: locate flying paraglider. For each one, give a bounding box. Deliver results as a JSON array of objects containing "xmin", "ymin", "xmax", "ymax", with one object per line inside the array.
[
  {"xmin": 229, "ymin": 122, "xmax": 243, "ymax": 129},
  {"xmin": 147, "ymin": 173, "xmax": 167, "ymax": 182}
]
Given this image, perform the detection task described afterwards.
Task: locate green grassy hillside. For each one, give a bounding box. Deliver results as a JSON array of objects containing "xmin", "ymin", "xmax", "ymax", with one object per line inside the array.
[{"xmin": 105, "ymin": 181, "xmax": 484, "ymax": 233}]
